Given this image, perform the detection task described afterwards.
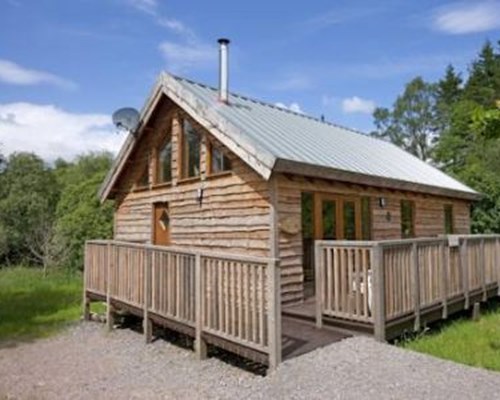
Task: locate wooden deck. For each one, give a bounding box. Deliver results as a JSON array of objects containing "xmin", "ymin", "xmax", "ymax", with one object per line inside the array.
[
  {"xmin": 84, "ymin": 234, "xmax": 500, "ymax": 371},
  {"xmin": 84, "ymin": 240, "xmax": 282, "ymax": 370}
]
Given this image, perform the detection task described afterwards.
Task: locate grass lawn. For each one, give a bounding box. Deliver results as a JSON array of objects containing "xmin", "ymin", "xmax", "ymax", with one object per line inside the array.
[
  {"xmin": 0, "ymin": 267, "xmax": 84, "ymax": 342},
  {"xmin": 401, "ymin": 301, "xmax": 500, "ymax": 372}
]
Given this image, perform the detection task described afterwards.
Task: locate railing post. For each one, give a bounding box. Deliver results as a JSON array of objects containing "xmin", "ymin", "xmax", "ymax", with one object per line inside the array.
[
  {"xmin": 195, "ymin": 253, "xmax": 207, "ymax": 360},
  {"xmin": 460, "ymin": 238, "xmax": 469, "ymax": 309},
  {"xmin": 441, "ymin": 241, "xmax": 449, "ymax": 319},
  {"xmin": 480, "ymin": 238, "xmax": 487, "ymax": 302},
  {"xmin": 82, "ymin": 242, "xmax": 91, "ymax": 321},
  {"xmin": 143, "ymin": 248, "xmax": 153, "ymax": 343},
  {"xmin": 372, "ymin": 243, "xmax": 386, "ymax": 342},
  {"xmin": 268, "ymin": 258, "xmax": 281, "ymax": 371},
  {"xmin": 314, "ymin": 242, "xmax": 323, "ymax": 329},
  {"xmin": 106, "ymin": 242, "xmax": 115, "ymax": 331},
  {"xmin": 411, "ymin": 242, "xmax": 420, "ymax": 331}
]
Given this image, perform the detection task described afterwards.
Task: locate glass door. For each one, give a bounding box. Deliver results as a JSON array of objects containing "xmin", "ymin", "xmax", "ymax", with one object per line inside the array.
[{"xmin": 316, "ymin": 194, "xmax": 362, "ymax": 240}]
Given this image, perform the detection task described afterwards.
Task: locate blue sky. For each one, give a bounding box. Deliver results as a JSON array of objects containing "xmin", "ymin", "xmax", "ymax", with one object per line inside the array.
[{"xmin": 0, "ymin": 0, "xmax": 499, "ymax": 160}]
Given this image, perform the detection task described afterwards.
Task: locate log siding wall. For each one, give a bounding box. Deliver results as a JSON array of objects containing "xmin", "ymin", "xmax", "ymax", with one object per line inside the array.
[
  {"xmin": 276, "ymin": 174, "xmax": 471, "ymax": 304},
  {"xmin": 112, "ymin": 101, "xmax": 271, "ymax": 257}
]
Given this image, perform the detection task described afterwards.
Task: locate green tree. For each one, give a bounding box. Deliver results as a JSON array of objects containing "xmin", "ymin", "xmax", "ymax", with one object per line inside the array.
[
  {"xmin": 0, "ymin": 153, "xmax": 60, "ymax": 269},
  {"xmin": 371, "ymin": 77, "xmax": 439, "ymax": 161},
  {"xmin": 53, "ymin": 153, "xmax": 114, "ymax": 271},
  {"xmin": 464, "ymin": 41, "xmax": 500, "ymax": 107}
]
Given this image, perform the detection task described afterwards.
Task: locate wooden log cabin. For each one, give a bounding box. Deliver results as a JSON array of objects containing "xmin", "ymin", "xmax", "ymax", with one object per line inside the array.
[
  {"xmin": 85, "ymin": 40, "xmax": 500, "ymax": 369},
  {"xmin": 99, "ymin": 72, "xmax": 478, "ymax": 307}
]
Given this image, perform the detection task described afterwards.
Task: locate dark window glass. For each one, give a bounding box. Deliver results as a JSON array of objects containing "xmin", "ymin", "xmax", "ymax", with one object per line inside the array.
[
  {"xmin": 211, "ymin": 146, "xmax": 231, "ymax": 174},
  {"xmin": 182, "ymin": 120, "xmax": 201, "ymax": 178},
  {"xmin": 322, "ymin": 200, "xmax": 336, "ymax": 240},
  {"xmin": 444, "ymin": 205, "xmax": 454, "ymax": 234},
  {"xmin": 301, "ymin": 192, "xmax": 314, "ymax": 239},
  {"xmin": 361, "ymin": 197, "xmax": 371, "ymax": 240},
  {"xmin": 157, "ymin": 139, "xmax": 172, "ymax": 183},
  {"xmin": 343, "ymin": 201, "xmax": 356, "ymax": 240},
  {"xmin": 401, "ymin": 200, "xmax": 415, "ymax": 238}
]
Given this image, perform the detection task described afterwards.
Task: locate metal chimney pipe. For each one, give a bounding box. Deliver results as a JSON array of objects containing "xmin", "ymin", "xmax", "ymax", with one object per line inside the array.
[{"xmin": 218, "ymin": 38, "xmax": 230, "ymax": 103}]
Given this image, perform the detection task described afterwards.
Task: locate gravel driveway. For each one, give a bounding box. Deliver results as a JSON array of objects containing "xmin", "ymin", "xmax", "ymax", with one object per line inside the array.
[{"xmin": 1, "ymin": 322, "xmax": 500, "ymax": 400}]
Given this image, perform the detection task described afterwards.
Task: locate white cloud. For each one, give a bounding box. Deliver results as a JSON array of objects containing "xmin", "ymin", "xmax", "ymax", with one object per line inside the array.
[
  {"xmin": 157, "ymin": 17, "xmax": 195, "ymax": 39},
  {"xmin": 0, "ymin": 59, "xmax": 76, "ymax": 89},
  {"xmin": 127, "ymin": 0, "xmax": 157, "ymax": 14},
  {"xmin": 159, "ymin": 41, "xmax": 215, "ymax": 73},
  {"xmin": 433, "ymin": 2, "xmax": 500, "ymax": 34},
  {"xmin": 0, "ymin": 103, "xmax": 126, "ymax": 161},
  {"xmin": 341, "ymin": 96, "xmax": 376, "ymax": 114},
  {"xmin": 275, "ymin": 102, "xmax": 304, "ymax": 114}
]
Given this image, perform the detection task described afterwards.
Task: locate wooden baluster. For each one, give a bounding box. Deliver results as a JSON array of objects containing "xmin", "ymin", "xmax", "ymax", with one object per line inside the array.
[
  {"xmin": 195, "ymin": 253, "xmax": 207, "ymax": 360},
  {"xmin": 372, "ymin": 244, "xmax": 386, "ymax": 341}
]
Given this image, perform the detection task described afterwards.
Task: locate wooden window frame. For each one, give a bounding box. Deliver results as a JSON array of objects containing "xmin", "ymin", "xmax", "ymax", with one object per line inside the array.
[
  {"xmin": 206, "ymin": 140, "xmax": 232, "ymax": 178},
  {"xmin": 400, "ymin": 199, "xmax": 416, "ymax": 238},
  {"xmin": 178, "ymin": 118, "xmax": 202, "ymax": 181},
  {"xmin": 313, "ymin": 193, "xmax": 364, "ymax": 240},
  {"xmin": 154, "ymin": 134, "xmax": 173, "ymax": 186}
]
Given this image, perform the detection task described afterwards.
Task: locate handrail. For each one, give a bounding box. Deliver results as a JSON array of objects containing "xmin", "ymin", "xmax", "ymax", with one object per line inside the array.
[{"xmin": 315, "ymin": 234, "xmax": 500, "ymax": 341}]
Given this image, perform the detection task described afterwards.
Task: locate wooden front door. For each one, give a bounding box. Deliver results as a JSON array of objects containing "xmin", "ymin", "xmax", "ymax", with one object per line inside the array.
[
  {"xmin": 153, "ymin": 202, "xmax": 170, "ymax": 246},
  {"xmin": 315, "ymin": 194, "xmax": 362, "ymax": 240}
]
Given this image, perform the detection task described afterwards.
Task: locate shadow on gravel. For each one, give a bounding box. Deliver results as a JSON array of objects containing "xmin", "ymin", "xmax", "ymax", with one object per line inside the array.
[{"xmin": 116, "ymin": 314, "xmax": 267, "ymax": 376}]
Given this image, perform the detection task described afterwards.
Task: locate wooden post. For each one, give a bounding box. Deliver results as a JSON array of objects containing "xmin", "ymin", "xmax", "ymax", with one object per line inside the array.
[
  {"xmin": 195, "ymin": 253, "xmax": 207, "ymax": 360},
  {"xmin": 82, "ymin": 242, "xmax": 91, "ymax": 321},
  {"xmin": 106, "ymin": 242, "xmax": 115, "ymax": 331},
  {"xmin": 268, "ymin": 258, "xmax": 282, "ymax": 371},
  {"xmin": 472, "ymin": 302, "xmax": 481, "ymax": 321},
  {"xmin": 460, "ymin": 238, "xmax": 469, "ymax": 309},
  {"xmin": 441, "ymin": 241, "xmax": 448, "ymax": 319},
  {"xmin": 372, "ymin": 244, "xmax": 386, "ymax": 342},
  {"xmin": 411, "ymin": 242, "xmax": 420, "ymax": 331},
  {"xmin": 480, "ymin": 239, "xmax": 487, "ymax": 302},
  {"xmin": 143, "ymin": 248, "xmax": 153, "ymax": 343},
  {"xmin": 315, "ymin": 243, "xmax": 323, "ymax": 329}
]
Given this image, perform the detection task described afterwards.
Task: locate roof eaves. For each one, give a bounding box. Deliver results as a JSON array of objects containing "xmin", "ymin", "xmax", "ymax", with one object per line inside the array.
[{"xmin": 274, "ymin": 158, "xmax": 481, "ymax": 201}]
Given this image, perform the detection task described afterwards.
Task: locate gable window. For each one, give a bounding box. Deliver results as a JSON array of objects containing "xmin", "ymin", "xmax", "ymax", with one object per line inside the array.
[
  {"xmin": 401, "ymin": 200, "xmax": 415, "ymax": 238},
  {"xmin": 444, "ymin": 204, "xmax": 454, "ymax": 234},
  {"xmin": 209, "ymin": 144, "xmax": 231, "ymax": 175},
  {"xmin": 181, "ymin": 119, "xmax": 201, "ymax": 179},
  {"xmin": 157, "ymin": 137, "xmax": 172, "ymax": 183}
]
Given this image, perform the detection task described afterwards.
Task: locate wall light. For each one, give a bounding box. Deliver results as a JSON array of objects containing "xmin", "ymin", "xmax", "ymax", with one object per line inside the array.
[{"xmin": 379, "ymin": 197, "xmax": 386, "ymax": 208}]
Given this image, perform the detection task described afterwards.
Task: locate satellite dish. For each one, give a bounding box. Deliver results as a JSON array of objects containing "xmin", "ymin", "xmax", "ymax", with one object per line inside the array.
[{"xmin": 112, "ymin": 107, "xmax": 140, "ymax": 133}]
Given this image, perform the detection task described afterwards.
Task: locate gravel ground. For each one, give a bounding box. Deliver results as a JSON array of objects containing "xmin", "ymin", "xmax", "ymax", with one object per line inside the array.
[{"xmin": 1, "ymin": 322, "xmax": 500, "ymax": 400}]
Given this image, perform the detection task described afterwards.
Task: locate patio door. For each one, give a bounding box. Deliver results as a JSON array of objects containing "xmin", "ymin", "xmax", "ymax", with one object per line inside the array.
[
  {"xmin": 315, "ymin": 194, "xmax": 362, "ymax": 241},
  {"xmin": 153, "ymin": 202, "xmax": 170, "ymax": 246}
]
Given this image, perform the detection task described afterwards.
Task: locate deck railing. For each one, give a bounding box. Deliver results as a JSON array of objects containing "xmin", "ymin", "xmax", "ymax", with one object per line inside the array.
[
  {"xmin": 83, "ymin": 240, "xmax": 281, "ymax": 370},
  {"xmin": 315, "ymin": 235, "xmax": 500, "ymax": 340}
]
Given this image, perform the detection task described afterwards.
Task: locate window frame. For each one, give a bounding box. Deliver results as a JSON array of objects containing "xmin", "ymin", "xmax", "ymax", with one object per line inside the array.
[
  {"xmin": 400, "ymin": 199, "xmax": 416, "ymax": 238},
  {"xmin": 207, "ymin": 141, "xmax": 232, "ymax": 177},
  {"xmin": 179, "ymin": 118, "xmax": 202, "ymax": 180},
  {"xmin": 155, "ymin": 134, "xmax": 173, "ymax": 185}
]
